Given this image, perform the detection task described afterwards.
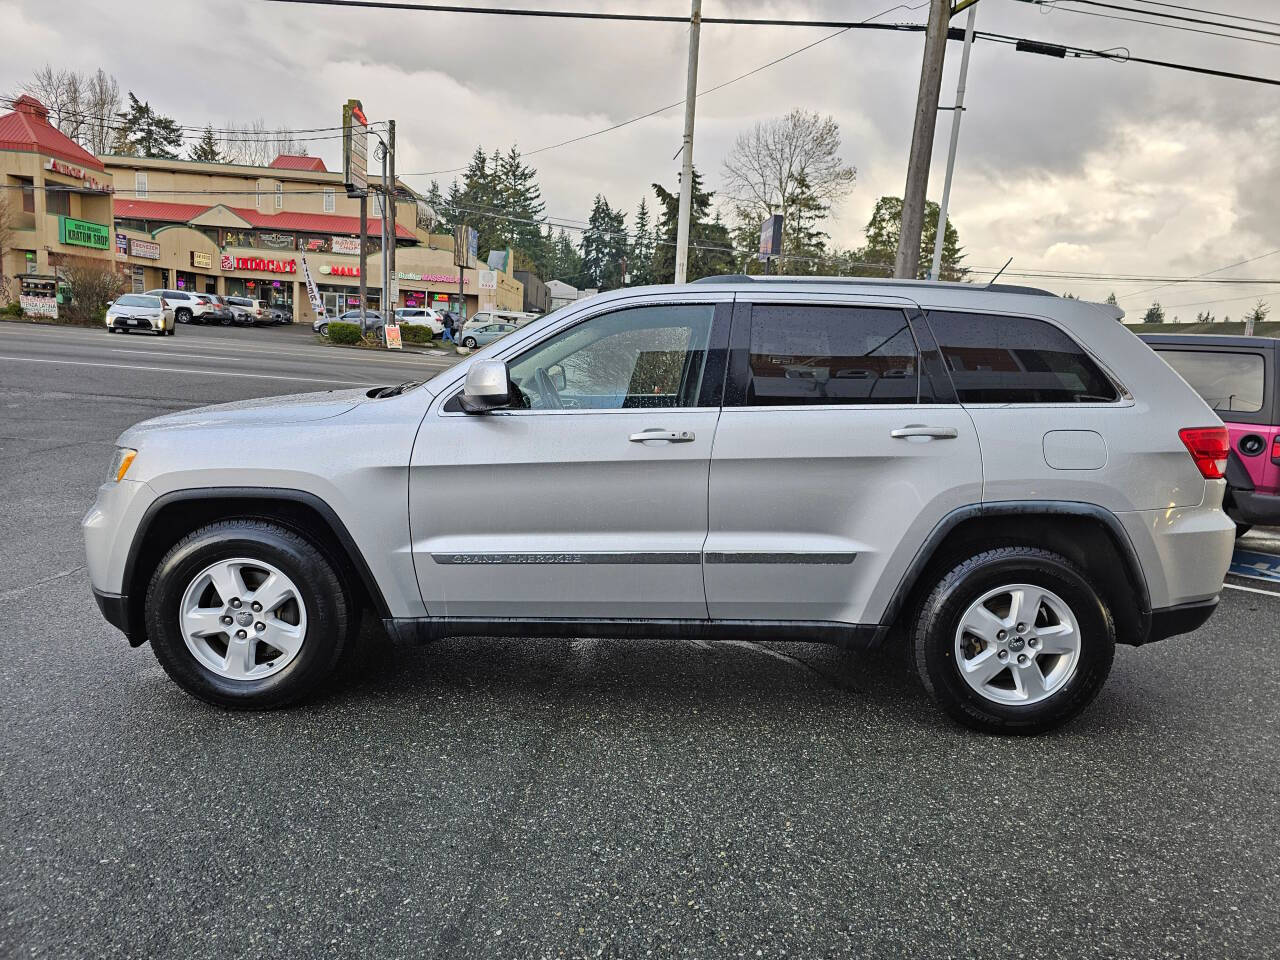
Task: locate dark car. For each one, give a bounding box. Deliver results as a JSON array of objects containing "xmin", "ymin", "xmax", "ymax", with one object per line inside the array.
[
  {"xmin": 1142, "ymin": 333, "xmax": 1280, "ymax": 535},
  {"xmin": 195, "ymin": 294, "xmax": 235, "ymax": 325}
]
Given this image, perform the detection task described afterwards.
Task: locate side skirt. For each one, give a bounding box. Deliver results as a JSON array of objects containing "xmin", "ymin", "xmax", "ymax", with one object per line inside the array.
[{"xmin": 383, "ymin": 617, "xmax": 884, "ymax": 650}]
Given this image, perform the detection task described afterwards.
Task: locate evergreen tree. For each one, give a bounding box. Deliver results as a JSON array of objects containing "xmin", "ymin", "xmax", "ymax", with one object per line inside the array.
[
  {"xmin": 115, "ymin": 92, "xmax": 182, "ymax": 159},
  {"xmin": 424, "ymin": 180, "xmax": 449, "ymax": 231},
  {"xmin": 1143, "ymin": 301, "xmax": 1166, "ymax": 324},
  {"xmin": 1105, "ymin": 291, "xmax": 1119, "ymax": 305},
  {"xmin": 629, "ymin": 198, "xmax": 655, "ymax": 286},
  {"xmin": 650, "ymin": 167, "xmax": 734, "ymax": 283},
  {"xmin": 493, "ymin": 146, "xmax": 550, "ymax": 274},
  {"xmin": 546, "ymin": 228, "xmax": 584, "ymax": 285},
  {"xmin": 579, "ymin": 195, "xmax": 628, "ymax": 290},
  {"xmin": 188, "ymin": 124, "xmax": 222, "ymax": 163},
  {"xmin": 781, "ymin": 172, "xmax": 829, "ymax": 275},
  {"xmin": 856, "ymin": 196, "xmax": 966, "ymax": 280}
]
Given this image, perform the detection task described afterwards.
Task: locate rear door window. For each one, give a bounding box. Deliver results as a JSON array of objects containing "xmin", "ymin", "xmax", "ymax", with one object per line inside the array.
[
  {"xmin": 731, "ymin": 304, "xmax": 921, "ymax": 406},
  {"xmin": 927, "ymin": 311, "xmax": 1119, "ymax": 404},
  {"xmin": 1155, "ymin": 349, "xmax": 1266, "ymax": 414}
]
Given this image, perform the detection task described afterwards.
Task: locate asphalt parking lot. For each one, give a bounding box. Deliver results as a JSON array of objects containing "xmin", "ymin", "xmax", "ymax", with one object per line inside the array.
[{"xmin": 1, "ymin": 319, "xmax": 1277, "ymax": 959}]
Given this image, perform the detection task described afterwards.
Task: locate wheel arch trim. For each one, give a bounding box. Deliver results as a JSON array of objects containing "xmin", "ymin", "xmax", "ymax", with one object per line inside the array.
[{"xmin": 880, "ymin": 500, "xmax": 1153, "ymax": 642}]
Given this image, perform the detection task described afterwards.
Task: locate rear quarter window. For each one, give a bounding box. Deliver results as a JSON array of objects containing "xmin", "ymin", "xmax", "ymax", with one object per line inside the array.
[
  {"xmin": 1154, "ymin": 349, "xmax": 1266, "ymax": 414},
  {"xmin": 927, "ymin": 311, "xmax": 1119, "ymax": 404}
]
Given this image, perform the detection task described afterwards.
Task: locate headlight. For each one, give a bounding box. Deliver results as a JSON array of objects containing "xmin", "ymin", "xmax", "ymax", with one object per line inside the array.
[{"xmin": 108, "ymin": 447, "xmax": 138, "ymax": 482}]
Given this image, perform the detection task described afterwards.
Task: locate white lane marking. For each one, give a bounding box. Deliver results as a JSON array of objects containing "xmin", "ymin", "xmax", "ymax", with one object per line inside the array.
[
  {"xmin": 0, "ymin": 355, "xmax": 368, "ymax": 386},
  {"xmin": 1223, "ymin": 581, "xmax": 1280, "ymax": 598},
  {"xmin": 111, "ymin": 349, "xmax": 244, "ymax": 361}
]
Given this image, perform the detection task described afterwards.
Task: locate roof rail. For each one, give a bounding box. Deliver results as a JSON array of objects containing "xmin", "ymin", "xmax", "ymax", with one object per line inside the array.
[{"xmin": 689, "ymin": 274, "xmax": 1057, "ymax": 297}]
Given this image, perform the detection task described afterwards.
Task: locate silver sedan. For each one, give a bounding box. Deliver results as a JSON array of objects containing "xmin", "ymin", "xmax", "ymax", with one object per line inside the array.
[{"xmin": 459, "ymin": 322, "xmax": 518, "ymax": 349}]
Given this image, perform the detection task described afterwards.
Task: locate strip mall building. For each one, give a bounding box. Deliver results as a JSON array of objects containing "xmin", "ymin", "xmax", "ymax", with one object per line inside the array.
[{"xmin": 0, "ymin": 96, "xmax": 524, "ymax": 321}]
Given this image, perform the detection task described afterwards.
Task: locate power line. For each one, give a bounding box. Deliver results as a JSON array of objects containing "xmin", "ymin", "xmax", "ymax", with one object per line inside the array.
[
  {"xmin": 1013, "ymin": 1, "xmax": 1280, "ymax": 48},
  {"xmin": 1129, "ymin": 1, "xmax": 1280, "ymax": 29},
  {"xmin": 1033, "ymin": 0, "xmax": 1280, "ymax": 39},
  {"xmin": 1118, "ymin": 248, "xmax": 1280, "ymax": 301}
]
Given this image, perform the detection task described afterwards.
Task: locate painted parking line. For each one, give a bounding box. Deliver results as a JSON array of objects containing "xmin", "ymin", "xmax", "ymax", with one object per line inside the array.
[
  {"xmin": 1229, "ymin": 549, "xmax": 1280, "ymax": 583},
  {"xmin": 1224, "ymin": 581, "xmax": 1280, "ymax": 598},
  {"xmin": 0, "ymin": 354, "xmax": 369, "ymax": 386}
]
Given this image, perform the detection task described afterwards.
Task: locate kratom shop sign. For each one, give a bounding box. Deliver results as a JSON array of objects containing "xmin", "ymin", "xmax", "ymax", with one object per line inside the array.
[{"xmin": 58, "ymin": 216, "xmax": 110, "ymax": 250}]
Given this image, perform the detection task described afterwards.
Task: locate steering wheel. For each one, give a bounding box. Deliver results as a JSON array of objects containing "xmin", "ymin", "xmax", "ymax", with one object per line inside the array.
[{"xmin": 534, "ymin": 367, "xmax": 564, "ymax": 410}]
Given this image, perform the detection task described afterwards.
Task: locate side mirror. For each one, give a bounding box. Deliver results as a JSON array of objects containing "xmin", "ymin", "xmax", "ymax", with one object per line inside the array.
[
  {"xmin": 460, "ymin": 359, "xmax": 512, "ymax": 413},
  {"xmin": 547, "ymin": 363, "xmax": 568, "ymax": 391}
]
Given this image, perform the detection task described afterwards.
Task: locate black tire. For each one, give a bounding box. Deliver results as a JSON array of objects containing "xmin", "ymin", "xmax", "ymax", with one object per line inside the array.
[
  {"xmin": 912, "ymin": 546, "xmax": 1115, "ymax": 735},
  {"xmin": 166, "ymin": 327, "xmax": 176, "ymax": 336},
  {"xmin": 319, "ymin": 323, "xmax": 329, "ymax": 337},
  {"xmin": 462, "ymin": 336, "xmax": 477, "ymax": 348},
  {"xmin": 107, "ymin": 326, "xmax": 117, "ymax": 334},
  {"xmin": 144, "ymin": 519, "xmax": 353, "ymax": 709},
  {"xmin": 220, "ymin": 314, "xmax": 233, "ymax": 326},
  {"xmin": 175, "ymin": 308, "xmax": 192, "ymax": 324}
]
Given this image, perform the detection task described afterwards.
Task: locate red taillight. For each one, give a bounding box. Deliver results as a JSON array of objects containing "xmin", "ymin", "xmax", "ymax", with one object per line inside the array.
[
  {"xmin": 1179, "ymin": 426, "xmax": 1230, "ymax": 479},
  {"xmin": 1272, "ymin": 435, "xmax": 1280, "ymax": 465}
]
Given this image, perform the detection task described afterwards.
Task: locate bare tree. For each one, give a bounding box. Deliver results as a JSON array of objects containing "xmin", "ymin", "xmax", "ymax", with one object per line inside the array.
[
  {"xmin": 14, "ymin": 65, "xmax": 120, "ymax": 154},
  {"xmin": 221, "ymin": 120, "xmax": 311, "ymax": 166},
  {"xmin": 81, "ymin": 69, "xmax": 121, "ymax": 154},
  {"xmin": 0, "ymin": 193, "xmax": 14, "ymax": 305},
  {"xmin": 721, "ymin": 108, "xmax": 856, "ymax": 245},
  {"xmin": 53, "ymin": 254, "xmax": 126, "ymax": 323}
]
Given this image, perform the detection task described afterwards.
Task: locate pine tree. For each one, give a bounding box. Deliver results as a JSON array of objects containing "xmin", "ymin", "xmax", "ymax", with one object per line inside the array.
[
  {"xmin": 423, "ymin": 180, "xmax": 450, "ymax": 231},
  {"xmin": 188, "ymin": 124, "xmax": 222, "ymax": 163},
  {"xmin": 1143, "ymin": 301, "xmax": 1166, "ymax": 324},
  {"xmin": 856, "ymin": 196, "xmax": 966, "ymax": 280},
  {"xmin": 578, "ymin": 195, "xmax": 628, "ymax": 290},
  {"xmin": 546, "ymin": 228, "xmax": 584, "ymax": 285},
  {"xmin": 1105, "ymin": 292, "xmax": 1119, "ymax": 305},
  {"xmin": 650, "ymin": 167, "xmax": 734, "ymax": 283},
  {"xmin": 781, "ymin": 172, "xmax": 829, "ymax": 275},
  {"xmin": 115, "ymin": 92, "xmax": 182, "ymax": 159},
  {"xmin": 629, "ymin": 198, "xmax": 655, "ymax": 286},
  {"xmin": 494, "ymin": 146, "xmax": 550, "ymax": 274}
]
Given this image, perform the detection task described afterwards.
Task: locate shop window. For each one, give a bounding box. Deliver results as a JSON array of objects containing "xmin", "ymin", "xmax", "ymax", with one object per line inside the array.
[
  {"xmin": 135, "ymin": 172, "xmax": 147, "ymax": 198},
  {"xmin": 323, "ymin": 188, "xmax": 335, "ymax": 213},
  {"xmin": 45, "ymin": 188, "xmax": 70, "ymax": 217},
  {"xmin": 21, "ymin": 181, "xmax": 35, "ymax": 213}
]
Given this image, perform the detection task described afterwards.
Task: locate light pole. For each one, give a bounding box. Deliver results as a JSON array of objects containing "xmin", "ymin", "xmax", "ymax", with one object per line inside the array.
[
  {"xmin": 674, "ymin": 0, "xmax": 702, "ymax": 284},
  {"xmin": 929, "ymin": 2, "xmax": 978, "ymax": 282}
]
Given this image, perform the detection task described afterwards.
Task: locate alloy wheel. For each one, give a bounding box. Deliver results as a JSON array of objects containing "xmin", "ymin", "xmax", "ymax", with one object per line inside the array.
[
  {"xmin": 953, "ymin": 583, "xmax": 1081, "ymax": 706},
  {"xmin": 178, "ymin": 558, "xmax": 308, "ymax": 681}
]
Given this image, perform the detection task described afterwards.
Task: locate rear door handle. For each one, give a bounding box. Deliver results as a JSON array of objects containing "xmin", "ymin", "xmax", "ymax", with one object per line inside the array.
[
  {"xmin": 890, "ymin": 425, "xmax": 958, "ymax": 440},
  {"xmin": 630, "ymin": 429, "xmax": 696, "ymax": 443}
]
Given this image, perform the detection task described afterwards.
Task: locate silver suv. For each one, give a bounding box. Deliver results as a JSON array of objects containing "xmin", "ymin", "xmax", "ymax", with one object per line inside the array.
[{"xmin": 83, "ymin": 278, "xmax": 1235, "ymax": 733}]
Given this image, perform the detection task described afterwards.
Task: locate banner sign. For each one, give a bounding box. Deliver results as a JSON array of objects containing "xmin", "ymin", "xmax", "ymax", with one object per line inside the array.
[
  {"xmin": 758, "ymin": 214, "xmax": 783, "ymax": 261},
  {"xmin": 20, "ymin": 295, "xmax": 58, "ymax": 318},
  {"xmin": 331, "ymin": 236, "xmax": 362, "ymax": 255},
  {"xmin": 115, "ymin": 233, "xmax": 128, "ymax": 257},
  {"xmin": 300, "ymin": 256, "xmax": 325, "ymax": 318},
  {"xmin": 129, "ymin": 238, "xmax": 161, "ymax": 260},
  {"xmin": 478, "ymin": 270, "xmax": 498, "ymax": 291},
  {"xmin": 59, "ymin": 216, "xmax": 110, "ymax": 250}
]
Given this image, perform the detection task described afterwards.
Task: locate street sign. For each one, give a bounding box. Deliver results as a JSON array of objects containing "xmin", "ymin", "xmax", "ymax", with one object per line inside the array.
[
  {"xmin": 342, "ymin": 99, "xmax": 368, "ymax": 197},
  {"xmin": 758, "ymin": 214, "xmax": 783, "ymax": 261}
]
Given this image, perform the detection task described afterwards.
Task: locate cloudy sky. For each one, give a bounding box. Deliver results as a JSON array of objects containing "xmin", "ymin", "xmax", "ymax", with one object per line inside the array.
[{"xmin": 7, "ymin": 0, "xmax": 1279, "ymax": 317}]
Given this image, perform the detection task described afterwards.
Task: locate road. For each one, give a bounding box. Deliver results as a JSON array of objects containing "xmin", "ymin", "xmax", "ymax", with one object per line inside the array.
[{"xmin": 1, "ymin": 320, "xmax": 1277, "ymax": 959}]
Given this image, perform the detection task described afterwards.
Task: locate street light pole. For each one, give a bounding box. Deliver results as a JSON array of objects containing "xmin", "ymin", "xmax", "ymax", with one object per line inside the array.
[
  {"xmin": 929, "ymin": 2, "xmax": 978, "ymax": 282},
  {"xmin": 894, "ymin": 0, "xmax": 952, "ymax": 279},
  {"xmin": 674, "ymin": 0, "xmax": 702, "ymax": 285}
]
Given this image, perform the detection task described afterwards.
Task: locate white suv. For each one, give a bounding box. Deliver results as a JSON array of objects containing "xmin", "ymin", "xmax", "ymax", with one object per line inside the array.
[
  {"xmin": 143, "ymin": 289, "xmax": 214, "ymax": 325},
  {"xmin": 83, "ymin": 277, "xmax": 1234, "ymax": 733},
  {"xmin": 395, "ymin": 307, "xmax": 444, "ymax": 335}
]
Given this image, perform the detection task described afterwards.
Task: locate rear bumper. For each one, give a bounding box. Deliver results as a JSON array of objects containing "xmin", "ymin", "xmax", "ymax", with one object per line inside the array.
[
  {"xmin": 1146, "ymin": 596, "xmax": 1219, "ymax": 644},
  {"xmin": 1228, "ymin": 487, "xmax": 1280, "ymax": 526}
]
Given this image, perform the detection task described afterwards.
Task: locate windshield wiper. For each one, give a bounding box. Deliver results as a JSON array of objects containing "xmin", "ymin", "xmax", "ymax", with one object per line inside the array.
[{"xmin": 369, "ymin": 381, "xmax": 422, "ymax": 399}]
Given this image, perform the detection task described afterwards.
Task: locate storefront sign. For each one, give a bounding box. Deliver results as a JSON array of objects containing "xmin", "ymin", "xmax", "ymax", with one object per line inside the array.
[
  {"xmin": 301, "ymin": 236, "xmax": 330, "ymax": 253},
  {"xmin": 331, "ymin": 236, "xmax": 361, "ymax": 255},
  {"xmin": 19, "ymin": 295, "xmax": 58, "ymax": 319},
  {"xmin": 58, "ymin": 216, "xmax": 110, "ymax": 250},
  {"xmin": 129, "ymin": 238, "xmax": 161, "ymax": 260},
  {"xmin": 259, "ymin": 232, "xmax": 295, "ymax": 250},
  {"xmin": 319, "ymin": 264, "xmax": 360, "ymax": 277},
  {"xmin": 131, "ymin": 265, "xmax": 145, "ymax": 293},
  {"xmin": 478, "ymin": 270, "xmax": 498, "ymax": 291},
  {"xmin": 191, "ymin": 251, "xmax": 213, "ymax": 270},
  {"xmin": 115, "ymin": 233, "xmax": 128, "ymax": 258},
  {"xmin": 221, "ymin": 255, "xmax": 297, "ymax": 274},
  {"xmin": 44, "ymin": 158, "xmax": 113, "ymax": 193},
  {"xmin": 396, "ymin": 270, "xmax": 467, "ymax": 285}
]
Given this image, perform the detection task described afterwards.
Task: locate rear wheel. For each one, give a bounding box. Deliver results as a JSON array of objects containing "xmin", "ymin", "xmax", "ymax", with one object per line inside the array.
[
  {"xmin": 912, "ymin": 547, "xmax": 1115, "ymax": 735},
  {"xmin": 145, "ymin": 519, "xmax": 353, "ymax": 709},
  {"xmin": 318, "ymin": 323, "xmax": 329, "ymax": 337},
  {"xmin": 462, "ymin": 336, "xmax": 477, "ymax": 348},
  {"xmin": 175, "ymin": 308, "xmax": 192, "ymax": 324}
]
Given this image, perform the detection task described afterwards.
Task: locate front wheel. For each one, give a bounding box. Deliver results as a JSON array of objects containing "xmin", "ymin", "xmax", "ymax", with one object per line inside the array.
[
  {"xmin": 462, "ymin": 336, "xmax": 477, "ymax": 348},
  {"xmin": 145, "ymin": 520, "xmax": 354, "ymax": 709},
  {"xmin": 912, "ymin": 547, "xmax": 1115, "ymax": 735},
  {"xmin": 318, "ymin": 323, "xmax": 329, "ymax": 337},
  {"xmin": 175, "ymin": 309, "xmax": 191, "ymax": 324}
]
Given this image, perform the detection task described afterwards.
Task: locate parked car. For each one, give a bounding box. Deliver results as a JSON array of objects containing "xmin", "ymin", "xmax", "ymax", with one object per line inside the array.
[
  {"xmin": 333, "ymin": 309, "xmax": 387, "ymax": 336},
  {"xmin": 194, "ymin": 294, "xmax": 235, "ymax": 326},
  {"xmin": 268, "ymin": 305, "xmax": 293, "ymax": 324},
  {"xmin": 225, "ymin": 296, "xmax": 271, "ymax": 326},
  {"xmin": 84, "ymin": 276, "xmax": 1234, "ymax": 733},
  {"xmin": 460, "ymin": 309, "xmax": 537, "ymax": 335},
  {"xmin": 1141, "ymin": 333, "xmax": 1280, "ymax": 536},
  {"xmin": 143, "ymin": 289, "xmax": 213, "ymax": 325},
  {"xmin": 395, "ymin": 307, "xmax": 443, "ymax": 335},
  {"xmin": 104, "ymin": 294, "xmax": 173, "ymax": 336},
  {"xmin": 459, "ymin": 321, "xmax": 517, "ymax": 348},
  {"xmin": 312, "ymin": 311, "xmax": 335, "ymax": 336}
]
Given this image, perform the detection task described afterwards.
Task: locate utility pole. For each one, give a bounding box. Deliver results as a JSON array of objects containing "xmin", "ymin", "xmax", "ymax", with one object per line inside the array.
[
  {"xmin": 388, "ymin": 119, "xmax": 397, "ymax": 309},
  {"xmin": 929, "ymin": 2, "xmax": 977, "ymax": 282},
  {"xmin": 358, "ymin": 193, "xmax": 368, "ymax": 324},
  {"xmin": 895, "ymin": 0, "xmax": 952, "ymax": 279},
  {"xmin": 674, "ymin": 0, "xmax": 702, "ymax": 285}
]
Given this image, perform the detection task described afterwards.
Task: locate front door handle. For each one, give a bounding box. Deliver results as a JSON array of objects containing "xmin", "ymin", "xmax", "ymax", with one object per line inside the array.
[
  {"xmin": 891, "ymin": 425, "xmax": 959, "ymax": 440},
  {"xmin": 630, "ymin": 429, "xmax": 696, "ymax": 443}
]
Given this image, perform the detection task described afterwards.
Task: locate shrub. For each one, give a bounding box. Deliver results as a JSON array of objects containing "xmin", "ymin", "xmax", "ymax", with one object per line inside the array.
[
  {"xmin": 2, "ymin": 302, "xmax": 21, "ymax": 317},
  {"xmin": 55, "ymin": 254, "xmax": 126, "ymax": 324},
  {"xmin": 400, "ymin": 324, "xmax": 434, "ymax": 344},
  {"xmin": 327, "ymin": 321, "xmax": 362, "ymax": 345}
]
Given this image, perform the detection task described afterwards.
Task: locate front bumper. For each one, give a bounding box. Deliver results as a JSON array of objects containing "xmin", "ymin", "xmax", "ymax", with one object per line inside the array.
[
  {"xmin": 109, "ymin": 316, "xmax": 159, "ymax": 331},
  {"xmin": 92, "ymin": 588, "xmax": 145, "ymax": 645}
]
